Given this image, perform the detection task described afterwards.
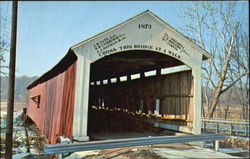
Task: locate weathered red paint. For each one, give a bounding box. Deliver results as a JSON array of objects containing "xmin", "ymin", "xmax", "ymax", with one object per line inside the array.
[{"xmin": 27, "ymin": 60, "xmax": 77, "ymax": 144}]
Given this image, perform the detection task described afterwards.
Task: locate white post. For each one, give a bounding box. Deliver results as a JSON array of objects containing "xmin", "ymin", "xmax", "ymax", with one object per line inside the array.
[
  {"xmin": 192, "ymin": 54, "xmax": 202, "ymax": 135},
  {"xmin": 58, "ymin": 154, "xmax": 63, "ymax": 159},
  {"xmin": 72, "ymin": 55, "xmax": 90, "ymax": 141},
  {"xmin": 154, "ymin": 99, "xmax": 160, "ymax": 116},
  {"xmin": 215, "ymin": 140, "xmax": 220, "ymax": 152}
]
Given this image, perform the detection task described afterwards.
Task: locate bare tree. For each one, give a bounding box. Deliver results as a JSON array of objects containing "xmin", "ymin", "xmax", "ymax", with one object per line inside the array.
[
  {"xmin": 0, "ymin": 1, "xmax": 11, "ymax": 75},
  {"xmin": 231, "ymin": 31, "xmax": 249, "ymax": 120},
  {"xmin": 181, "ymin": 1, "xmax": 249, "ymax": 117},
  {"xmin": 0, "ymin": 48, "xmax": 8, "ymax": 75},
  {"xmin": 1, "ymin": 1, "xmax": 11, "ymax": 110},
  {"xmin": 224, "ymin": 89, "xmax": 233, "ymax": 119}
]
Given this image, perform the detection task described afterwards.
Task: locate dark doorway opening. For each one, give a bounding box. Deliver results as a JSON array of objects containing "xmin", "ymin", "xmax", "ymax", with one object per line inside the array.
[{"xmin": 87, "ymin": 50, "xmax": 190, "ymax": 140}]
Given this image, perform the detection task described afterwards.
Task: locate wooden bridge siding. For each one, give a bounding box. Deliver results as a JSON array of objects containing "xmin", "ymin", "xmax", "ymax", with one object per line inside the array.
[
  {"xmin": 60, "ymin": 61, "xmax": 77, "ymax": 139},
  {"xmin": 159, "ymin": 71, "xmax": 193, "ymax": 126},
  {"xmin": 89, "ymin": 70, "xmax": 193, "ymax": 126},
  {"xmin": 27, "ymin": 84, "xmax": 45, "ymax": 132},
  {"xmin": 27, "ymin": 73, "xmax": 65, "ymax": 144},
  {"xmin": 27, "ymin": 61, "xmax": 77, "ymax": 144},
  {"xmin": 44, "ymin": 74, "xmax": 65, "ymax": 144}
]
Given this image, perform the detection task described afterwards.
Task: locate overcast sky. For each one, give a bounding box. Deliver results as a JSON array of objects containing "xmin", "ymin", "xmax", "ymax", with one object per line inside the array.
[{"xmin": 0, "ymin": 1, "xmax": 248, "ymax": 77}]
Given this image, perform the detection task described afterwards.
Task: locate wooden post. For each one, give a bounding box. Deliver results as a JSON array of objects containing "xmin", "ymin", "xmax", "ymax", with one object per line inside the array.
[
  {"xmin": 72, "ymin": 56, "xmax": 90, "ymax": 141},
  {"xmin": 244, "ymin": 125, "xmax": 247, "ymax": 136},
  {"xmin": 139, "ymin": 72, "xmax": 145, "ymax": 114},
  {"xmin": 156, "ymin": 68, "xmax": 161, "ymax": 97},
  {"xmin": 127, "ymin": 74, "xmax": 131, "ymax": 81},
  {"xmin": 216, "ymin": 123, "xmax": 219, "ymax": 133},
  {"xmin": 58, "ymin": 154, "xmax": 63, "ymax": 159},
  {"xmin": 154, "ymin": 99, "xmax": 160, "ymax": 116},
  {"xmin": 139, "ymin": 99, "xmax": 144, "ymax": 114},
  {"xmin": 108, "ymin": 78, "xmax": 111, "ymax": 84},
  {"xmin": 203, "ymin": 122, "xmax": 206, "ymax": 132},
  {"xmin": 117, "ymin": 77, "xmax": 120, "ymax": 83},
  {"xmin": 155, "ymin": 68, "xmax": 161, "ymax": 116},
  {"xmin": 102, "ymin": 98, "xmax": 105, "ymax": 107},
  {"xmin": 140, "ymin": 72, "xmax": 145, "ymax": 79},
  {"xmin": 215, "ymin": 140, "xmax": 219, "ymax": 152},
  {"xmin": 192, "ymin": 64, "xmax": 202, "ymax": 134},
  {"xmin": 229, "ymin": 123, "xmax": 233, "ymax": 135},
  {"xmin": 5, "ymin": 1, "xmax": 18, "ymax": 158}
]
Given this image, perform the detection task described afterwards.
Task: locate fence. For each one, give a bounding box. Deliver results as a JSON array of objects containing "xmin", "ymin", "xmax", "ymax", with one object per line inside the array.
[
  {"xmin": 44, "ymin": 134, "xmax": 226, "ymax": 155},
  {"xmin": 202, "ymin": 118, "xmax": 250, "ymax": 136}
]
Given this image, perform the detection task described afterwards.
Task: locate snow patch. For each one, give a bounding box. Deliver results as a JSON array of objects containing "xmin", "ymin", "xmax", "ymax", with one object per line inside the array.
[
  {"xmin": 152, "ymin": 147, "xmax": 240, "ymax": 158},
  {"xmin": 64, "ymin": 150, "xmax": 100, "ymax": 159},
  {"xmin": 0, "ymin": 110, "xmax": 7, "ymax": 117},
  {"xmin": 59, "ymin": 136, "xmax": 72, "ymax": 144},
  {"xmin": 1, "ymin": 110, "xmax": 44, "ymax": 156},
  {"xmin": 219, "ymin": 148, "xmax": 246, "ymax": 153},
  {"xmin": 13, "ymin": 111, "xmax": 23, "ymax": 123},
  {"xmin": 131, "ymin": 148, "xmax": 140, "ymax": 152},
  {"xmin": 13, "ymin": 152, "xmax": 30, "ymax": 159},
  {"xmin": 203, "ymin": 142, "xmax": 214, "ymax": 148}
]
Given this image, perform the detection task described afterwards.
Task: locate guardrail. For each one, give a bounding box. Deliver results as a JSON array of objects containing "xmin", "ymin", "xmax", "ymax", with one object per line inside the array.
[
  {"xmin": 202, "ymin": 118, "xmax": 250, "ymax": 136},
  {"xmin": 44, "ymin": 134, "xmax": 226, "ymax": 155}
]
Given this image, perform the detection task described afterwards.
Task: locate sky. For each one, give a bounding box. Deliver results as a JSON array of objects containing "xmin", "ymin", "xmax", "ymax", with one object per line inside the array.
[
  {"xmin": 0, "ymin": 1, "xmax": 189, "ymax": 77},
  {"xmin": 0, "ymin": 1, "xmax": 248, "ymax": 77}
]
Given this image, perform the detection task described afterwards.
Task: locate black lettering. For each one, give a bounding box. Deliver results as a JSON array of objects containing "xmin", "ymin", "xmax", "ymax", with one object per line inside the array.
[{"xmin": 138, "ymin": 24, "xmax": 152, "ymax": 29}]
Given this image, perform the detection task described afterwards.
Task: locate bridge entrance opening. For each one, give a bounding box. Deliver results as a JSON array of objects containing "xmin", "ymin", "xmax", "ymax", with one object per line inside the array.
[{"xmin": 88, "ymin": 50, "xmax": 194, "ymax": 140}]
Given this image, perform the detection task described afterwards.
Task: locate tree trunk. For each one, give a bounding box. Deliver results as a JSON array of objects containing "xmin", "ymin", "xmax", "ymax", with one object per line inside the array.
[
  {"xmin": 207, "ymin": 47, "xmax": 232, "ymax": 118},
  {"xmin": 207, "ymin": 79, "xmax": 224, "ymax": 117}
]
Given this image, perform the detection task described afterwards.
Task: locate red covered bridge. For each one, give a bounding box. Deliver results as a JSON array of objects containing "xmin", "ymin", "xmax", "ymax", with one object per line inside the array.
[{"xmin": 26, "ymin": 10, "xmax": 212, "ymax": 144}]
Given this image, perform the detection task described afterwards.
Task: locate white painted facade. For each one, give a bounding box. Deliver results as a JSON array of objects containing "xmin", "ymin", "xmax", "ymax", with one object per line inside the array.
[{"xmin": 70, "ymin": 10, "xmax": 211, "ymax": 141}]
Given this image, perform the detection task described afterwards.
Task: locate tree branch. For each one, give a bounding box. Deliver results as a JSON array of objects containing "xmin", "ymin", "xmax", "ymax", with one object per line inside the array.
[{"xmin": 221, "ymin": 72, "xmax": 248, "ymax": 94}]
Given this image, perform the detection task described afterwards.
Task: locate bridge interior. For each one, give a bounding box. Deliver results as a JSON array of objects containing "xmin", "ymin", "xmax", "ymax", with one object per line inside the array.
[{"xmin": 87, "ymin": 50, "xmax": 194, "ymax": 139}]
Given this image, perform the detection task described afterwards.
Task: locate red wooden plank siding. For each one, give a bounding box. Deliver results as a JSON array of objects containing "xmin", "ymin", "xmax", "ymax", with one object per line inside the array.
[
  {"xmin": 60, "ymin": 61, "xmax": 77, "ymax": 139},
  {"xmin": 27, "ymin": 61, "xmax": 77, "ymax": 144},
  {"xmin": 44, "ymin": 73, "xmax": 65, "ymax": 144}
]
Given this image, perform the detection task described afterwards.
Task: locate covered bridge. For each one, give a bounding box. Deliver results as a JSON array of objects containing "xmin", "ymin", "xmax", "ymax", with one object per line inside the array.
[{"xmin": 26, "ymin": 10, "xmax": 212, "ymax": 144}]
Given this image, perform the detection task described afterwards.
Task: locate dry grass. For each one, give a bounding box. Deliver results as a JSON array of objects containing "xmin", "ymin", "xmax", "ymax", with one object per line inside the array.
[
  {"xmin": 86, "ymin": 147, "xmax": 166, "ymax": 159},
  {"xmin": 0, "ymin": 101, "xmax": 27, "ymax": 111},
  {"xmin": 220, "ymin": 137, "xmax": 250, "ymax": 150},
  {"xmin": 203, "ymin": 104, "xmax": 249, "ymax": 120}
]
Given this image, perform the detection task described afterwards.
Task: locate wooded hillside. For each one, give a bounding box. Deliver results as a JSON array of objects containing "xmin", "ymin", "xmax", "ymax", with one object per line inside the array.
[{"xmin": 0, "ymin": 76, "xmax": 37, "ymax": 101}]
